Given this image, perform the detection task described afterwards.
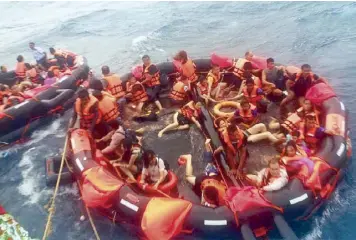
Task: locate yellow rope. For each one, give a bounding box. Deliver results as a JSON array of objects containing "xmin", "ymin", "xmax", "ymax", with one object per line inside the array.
[
  {"xmin": 84, "ymin": 204, "xmax": 101, "ymax": 240},
  {"xmin": 42, "ymin": 135, "xmax": 69, "ymax": 240}
]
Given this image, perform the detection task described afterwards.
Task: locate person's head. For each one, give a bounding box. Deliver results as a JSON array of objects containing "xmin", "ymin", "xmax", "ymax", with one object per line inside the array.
[
  {"xmin": 301, "ymin": 64, "xmax": 312, "ymax": 77},
  {"xmin": 0, "ymin": 65, "xmax": 7, "ymax": 73},
  {"xmin": 143, "ymin": 150, "xmax": 157, "ymax": 169},
  {"xmin": 49, "ymin": 47, "xmax": 56, "ymax": 55},
  {"xmin": 17, "ymin": 55, "xmax": 24, "ymax": 63},
  {"xmin": 101, "ymin": 65, "xmax": 110, "ymax": 75},
  {"xmin": 174, "ymin": 50, "xmax": 188, "ymax": 63},
  {"xmin": 291, "ymin": 131, "xmax": 300, "ymax": 142},
  {"xmin": 245, "ymin": 78, "xmax": 255, "ymax": 92},
  {"xmin": 266, "ymin": 58, "xmax": 275, "ymax": 69},
  {"xmin": 303, "ymin": 99, "xmax": 313, "ymax": 112},
  {"xmin": 142, "ymin": 55, "xmax": 151, "ymax": 66},
  {"xmin": 285, "ymin": 140, "xmax": 298, "ymax": 157},
  {"xmin": 216, "ymin": 118, "xmax": 227, "ymax": 129},
  {"xmin": 305, "ymin": 114, "xmax": 317, "ymax": 129},
  {"xmin": 47, "ymin": 71, "xmax": 55, "ymax": 78},
  {"xmin": 128, "ymin": 73, "xmax": 137, "ymax": 84},
  {"xmin": 29, "ymin": 42, "xmax": 35, "ymax": 50},
  {"xmin": 24, "ymin": 63, "xmax": 32, "ymax": 70},
  {"xmin": 245, "ymin": 51, "xmax": 254, "ymax": 61},
  {"xmin": 268, "ymin": 157, "xmax": 281, "ymax": 177},
  {"xmin": 227, "ymin": 123, "xmax": 238, "ymax": 133},
  {"xmin": 240, "ymin": 98, "xmax": 251, "ymax": 111},
  {"xmin": 77, "ymin": 88, "xmax": 89, "ymax": 102},
  {"xmin": 202, "ymin": 186, "xmax": 219, "ymax": 207},
  {"xmin": 144, "ymin": 64, "xmax": 158, "ymax": 80},
  {"xmin": 211, "ymin": 63, "xmax": 220, "ymax": 75}
]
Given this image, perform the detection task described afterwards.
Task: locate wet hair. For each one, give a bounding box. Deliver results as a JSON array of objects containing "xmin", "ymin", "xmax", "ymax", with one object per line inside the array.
[
  {"xmin": 203, "ymin": 186, "xmax": 219, "ymax": 206},
  {"xmin": 47, "ymin": 71, "xmax": 55, "ymax": 78},
  {"xmin": 142, "ymin": 55, "xmax": 150, "ymax": 60},
  {"xmin": 143, "ymin": 150, "xmax": 156, "ymax": 168},
  {"xmin": 285, "ymin": 140, "xmax": 297, "ymax": 152},
  {"xmin": 49, "ymin": 47, "xmax": 55, "ymax": 54},
  {"xmin": 240, "ymin": 98, "xmax": 250, "ymax": 107},
  {"xmin": 122, "ymin": 138, "xmax": 133, "ymax": 151},
  {"xmin": 301, "ymin": 64, "xmax": 311, "ymax": 70},
  {"xmin": 245, "ymin": 78, "xmax": 255, "ymax": 85},
  {"xmin": 101, "ymin": 65, "xmax": 110, "ymax": 75},
  {"xmin": 77, "ymin": 88, "xmax": 89, "ymax": 99},
  {"xmin": 17, "ymin": 55, "xmax": 24, "ymax": 62},
  {"xmin": 24, "ymin": 63, "xmax": 31, "ymax": 69},
  {"xmin": 243, "ymin": 61, "xmax": 253, "ymax": 71},
  {"xmin": 89, "ymin": 79, "xmax": 104, "ymax": 91},
  {"xmin": 174, "ymin": 50, "xmax": 188, "ymax": 62},
  {"xmin": 147, "ymin": 64, "xmax": 159, "ymax": 75},
  {"xmin": 267, "ymin": 58, "xmax": 274, "ymax": 64}
]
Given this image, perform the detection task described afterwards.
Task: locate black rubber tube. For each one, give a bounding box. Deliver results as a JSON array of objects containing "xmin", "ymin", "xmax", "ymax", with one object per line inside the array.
[
  {"xmin": 240, "ymin": 224, "xmax": 257, "ymax": 240},
  {"xmin": 273, "ymin": 214, "xmax": 299, "ymax": 240}
]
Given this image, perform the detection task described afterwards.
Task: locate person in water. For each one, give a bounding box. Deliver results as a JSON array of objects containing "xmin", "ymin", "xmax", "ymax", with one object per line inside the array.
[
  {"xmin": 182, "ymin": 139, "xmax": 226, "ymax": 208},
  {"xmin": 140, "ymin": 150, "xmax": 168, "ymax": 189},
  {"xmin": 158, "ymin": 100, "xmax": 202, "ymax": 138},
  {"xmin": 140, "ymin": 55, "xmax": 164, "ymax": 112},
  {"xmin": 261, "ymin": 58, "xmax": 285, "ymax": 98},
  {"xmin": 29, "ymin": 42, "xmax": 47, "ymax": 69},
  {"xmin": 246, "ymin": 156, "xmax": 288, "ymax": 191}
]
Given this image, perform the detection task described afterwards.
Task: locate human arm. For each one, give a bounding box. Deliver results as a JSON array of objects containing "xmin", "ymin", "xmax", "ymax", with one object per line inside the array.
[
  {"xmin": 69, "ymin": 110, "xmax": 78, "ymax": 129},
  {"xmin": 262, "ymin": 169, "xmax": 288, "ymax": 191},
  {"xmin": 153, "ymin": 159, "xmax": 167, "ymax": 189},
  {"xmin": 191, "ymin": 117, "xmax": 202, "ymax": 130},
  {"xmin": 89, "ymin": 103, "xmax": 99, "ymax": 132},
  {"xmin": 96, "ymin": 130, "xmax": 115, "ymax": 143},
  {"xmin": 207, "ymin": 76, "xmax": 214, "ymax": 98}
]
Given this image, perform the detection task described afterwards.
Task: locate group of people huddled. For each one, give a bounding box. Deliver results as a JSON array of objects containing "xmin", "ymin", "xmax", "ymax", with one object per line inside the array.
[
  {"xmin": 66, "ymin": 49, "xmax": 337, "ymax": 208},
  {"xmin": 0, "ymin": 42, "xmax": 77, "ymax": 111}
]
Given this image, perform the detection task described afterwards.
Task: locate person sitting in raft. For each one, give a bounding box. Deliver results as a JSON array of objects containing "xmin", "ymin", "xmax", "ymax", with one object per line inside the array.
[
  {"xmin": 49, "ymin": 47, "xmax": 76, "ymax": 68},
  {"xmin": 261, "ymin": 58, "xmax": 286, "ymax": 99},
  {"xmin": 228, "ymin": 98, "xmax": 259, "ymax": 128},
  {"xmin": 170, "ymin": 75, "xmax": 190, "ymax": 105},
  {"xmin": 101, "ymin": 66, "xmax": 126, "ymax": 104},
  {"xmin": 140, "ymin": 55, "xmax": 163, "ymax": 112},
  {"xmin": 140, "ymin": 150, "xmax": 168, "ymax": 190},
  {"xmin": 246, "ymin": 156, "xmax": 288, "ymax": 191},
  {"xmin": 29, "ymin": 42, "xmax": 48, "ymax": 69},
  {"xmin": 241, "ymin": 78, "xmax": 268, "ymax": 112},
  {"xmin": 24, "ymin": 63, "xmax": 43, "ymax": 85},
  {"xmin": 280, "ymin": 64, "xmax": 323, "ymax": 116},
  {"xmin": 44, "ymin": 71, "xmax": 58, "ymax": 86},
  {"xmin": 92, "ymin": 89, "xmax": 120, "ymax": 126},
  {"xmin": 125, "ymin": 73, "xmax": 148, "ymax": 114},
  {"xmin": 181, "ymin": 139, "xmax": 226, "ymax": 208},
  {"xmin": 280, "ymin": 140, "xmax": 308, "ymax": 166},
  {"xmin": 158, "ymin": 100, "xmax": 202, "ymax": 138},
  {"xmin": 0, "ymin": 65, "xmax": 7, "ymax": 73},
  {"xmin": 230, "ymin": 53, "xmax": 255, "ymax": 86},
  {"xmin": 111, "ymin": 137, "xmax": 143, "ymax": 183},
  {"xmin": 69, "ymin": 88, "xmax": 101, "ymax": 133},
  {"xmin": 203, "ymin": 63, "xmax": 228, "ymax": 103},
  {"xmin": 174, "ymin": 50, "xmax": 199, "ymax": 84},
  {"xmin": 15, "ymin": 55, "xmax": 26, "ymax": 81},
  {"xmin": 299, "ymin": 113, "xmax": 336, "ymax": 155}
]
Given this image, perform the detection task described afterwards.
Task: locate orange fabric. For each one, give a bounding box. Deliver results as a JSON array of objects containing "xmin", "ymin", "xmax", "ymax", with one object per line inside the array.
[
  {"xmin": 243, "ymin": 86, "xmax": 263, "ymax": 106},
  {"xmin": 201, "ymin": 178, "xmax": 227, "ymax": 206},
  {"xmin": 15, "ymin": 62, "xmax": 26, "ymax": 78},
  {"xmin": 170, "ymin": 81, "xmax": 188, "ymax": 101},
  {"xmin": 237, "ymin": 104, "xmax": 256, "ymax": 123},
  {"xmin": 180, "ymin": 59, "xmax": 198, "ymax": 83},
  {"xmin": 97, "ymin": 94, "xmax": 120, "ymax": 122},
  {"xmin": 304, "ymin": 127, "xmax": 318, "ymax": 149},
  {"xmin": 82, "ymin": 166, "xmax": 124, "ymax": 208},
  {"xmin": 26, "ymin": 68, "xmax": 40, "ymax": 84},
  {"xmin": 75, "ymin": 95, "xmax": 101, "ymax": 129},
  {"xmin": 143, "ymin": 64, "xmax": 160, "ymax": 87},
  {"xmin": 128, "ymin": 82, "xmax": 148, "ymax": 103},
  {"xmin": 141, "ymin": 198, "xmax": 192, "ymax": 240},
  {"xmin": 325, "ymin": 113, "xmax": 345, "ymax": 137},
  {"xmin": 70, "ymin": 129, "xmax": 92, "ymax": 154},
  {"xmin": 103, "ymin": 74, "xmax": 125, "ymax": 99},
  {"xmin": 233, "ymin": 58, "xmax": 250, "ymax": 78},
  {"xmin": 225, "ymin": 127, "xmax": 245, "ymax": 150}
]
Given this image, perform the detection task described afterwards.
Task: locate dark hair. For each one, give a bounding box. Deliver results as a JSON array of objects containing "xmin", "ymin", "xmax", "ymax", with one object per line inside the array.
[
  {"xmin": 24, "ymin": 63, "xmax": 31, "ymax": 69},
  {"xmin": 143, "ymin": 150, "xmax": 156, "ymax": 168},
  {"xmin": 47, "ymin": 71, "xmax": 54, "ymax": 78},
  {"xmin": 301, "ymin": 64, "xmax": 311, "ymax": 70},
  {"xmin": 17, "ymin": 55, "xmax": 24, "ymax": 62},
  {"xmin": 29, "ymin": 42, "xmax": 35, "ymax": 45},
  {"xmin": 89, "ymin": 79, "xmax": 104, "ymax": 91},
  {"xmin": 242, "ymin": 71, "xmax": 253, "ymax": 79},
  {"xmin": 285, "ymin": 140, "xmax": 297, "ymax": 152},
  {"xmin": 49, "ymin": 47, "xmax": 55, "ymax": 54},
  {"xmin": 245, "ymin": 78, "xmax": 255, "ymax": 85},
  {"xmin": 108, "ymin": 120, "xmax": 120, "ymax": 130},
  {"xmin": 142, "ymin": 55, "xmax": 150, "ymax": 60},
  {"xmin": 122, "ymin": 138, "xmax": 133, "ymax": 151},
  {"xmin": 227, "ymin": 124, "xmax": 238, "ymax": 132},
  {"xmin": 174, "ymin": 50, "xmax": 188, "ymax": 62},
  {"xmin": 0, "ymin": 85, "xmax": 6, "ymax": 91},
  {"xmin": 244, "ymin": 51, "xmax": 252, "ymax": 57},
  {"xmin": 291, "ymin": 130, "xmax": 300, "ymax": 138},
  {"xmin": 77, "ymin": 88, "xmax": 89, "ymax": 99},
  {"xmin": 203, "ymin": 186, "xmax": 219, "ymax": 206},
  {"xmin": 101, "ymin": 65, "xmax": 110, "ymax": 75},
  {"xmin": 243, "ymin": 61, "xmax": 253, "ymax": 71},
  {"xmin": 240, "ymin": 97, "xmax": 250, "ymax": 106},
  {"xmin": 267, "ymin": 58, "xmax": 274, "ymax": 64},
  {"xmin": 147, "ymin": 64, "xmax": 159, "ymax": 75}
]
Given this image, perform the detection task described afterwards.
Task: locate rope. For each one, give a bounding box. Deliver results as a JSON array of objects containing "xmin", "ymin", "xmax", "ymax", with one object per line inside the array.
[
  {"xmin": 84, "ymin": 204, "xmax": 102, "ymax": 240},
  {"xmin": 42, "ymin": 135, "xmax": 69, "ymax": 240}
]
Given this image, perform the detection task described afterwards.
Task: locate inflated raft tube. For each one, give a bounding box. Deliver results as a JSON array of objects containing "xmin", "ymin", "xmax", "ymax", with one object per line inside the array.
[
  {"xmin": 0, "ymin": 70, "xmax": 17, "ymax": 87},
  {"xmin": 0, "ymin": 57, "xmax": 89, "ymax": 145}
]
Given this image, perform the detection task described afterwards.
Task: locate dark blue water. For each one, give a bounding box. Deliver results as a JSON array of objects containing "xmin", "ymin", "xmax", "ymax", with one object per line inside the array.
[{"xmin": 1, "ymin": 2, "xmax": 356, "ymax": 239}]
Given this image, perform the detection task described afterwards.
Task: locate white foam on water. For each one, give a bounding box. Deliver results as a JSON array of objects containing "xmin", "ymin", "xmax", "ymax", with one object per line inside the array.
[{"xmin": 131, "ymin": 34, "xmax": 165, "ymax": 54}]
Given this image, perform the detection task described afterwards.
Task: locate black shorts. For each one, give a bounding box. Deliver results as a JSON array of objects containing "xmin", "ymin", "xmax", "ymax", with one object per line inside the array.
[
  {"xmin": 37, "ymin": 56, "xmax": 48, "ymax": 68},
  {"xmin": 177, "ymin": 113, "xmax": 190, "ymax": 125},
  {"xmin": 146, "ymin": 85, "xmax": 161, "ymax": 102}
]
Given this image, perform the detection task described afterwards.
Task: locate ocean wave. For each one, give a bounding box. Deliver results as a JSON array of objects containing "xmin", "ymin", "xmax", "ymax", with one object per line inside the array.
[{"xmin": 131, "ymin": 34, "xmax": 165, "ymax": 55}]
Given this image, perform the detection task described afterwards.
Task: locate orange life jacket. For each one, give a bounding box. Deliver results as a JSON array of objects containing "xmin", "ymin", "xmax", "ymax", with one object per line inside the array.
[
  {"xmin": 75, "ymin": 95, "xmax": 101, "ymax": 129},
  {"xmin": 128, "ymin": 82, "xmax": 148, "ymax": 103},
  {"xmin": 143, "ymin": 64, "xmax": 160, "ymax": 87},
  {"xmin": 282, "ymin": 108, "xmax": 319, "ymax": 133},
  {"xmin": 180, "ymin": 104, "xmax": 200, "ymax": 120},
  {"xmin": 206, "ymin": 70, "xmax": 220, "ymax": 89},
  {"xmin": 26, "ymin": 68, "xmax": 40, "ymax": 84},
  {"xmin": 15, "ymin": 62, "xmax": 26, "ymax": 79},
  {"xmin": 304, "ymin": 127, "xmax": 319, "ymax": 149},
  {"xmin": 181, "ymin": 59, "xmax": 198, "ymax": 83},
  {"xmin": 233, "ymin": 58, "xmax": 250, "ymax": 79},
  {"xmin": 201, "ymin": 178, "xmax": 227, "ymax": 206},
  {"xmin": 55, "ymin": 49, "xmax": 77, "ymax": 59},
  {"xmin": 170, "ymin": 81, "xmax": 188, "ymax": 101},
  {"xmin": 237, "ymin": 104, "xmax": 257, "ymax": 123},
  {"xmin": 225, "ymin": 127, "xmax": 245, "ymax": 150},
  {"xmin": 198, "ymin": 80, "xmax": 208, "ymax": 95},
  {"xmin": 243, "ymin": 86, "xmax": 263, "ymax": 105},
  {"xmin": 103, "ymin": 74, "xmax": 125, "ymax": 99},
  {"xmin": 97, "ymin": 94, "xmax": 120, "ymax": 122}
]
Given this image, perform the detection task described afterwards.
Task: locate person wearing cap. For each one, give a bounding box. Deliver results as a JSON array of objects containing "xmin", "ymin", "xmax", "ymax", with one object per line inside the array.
[
  {"xmin": 29, "ymin": 42, "xmax": 47, "ymax": 68},
  {"xmin": 180, "ymin": 139, "xmax": 226, "ymax": 208}
]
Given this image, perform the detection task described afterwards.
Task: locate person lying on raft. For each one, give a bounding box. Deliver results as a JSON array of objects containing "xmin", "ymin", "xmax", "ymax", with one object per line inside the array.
[
  {"xmin": 181, "ymin": 139, "xmax": 226, "ymax": 208},
  {"xmin": 246, "ymin": 156, "xmax": 288, "ymax": 191},
  {"xmin": 158, "ymin": 100, "xmax": 202, "ymax": 138},
  {"xmin": 170, "ymin": 75, "xmax": 191, "ymax": 106},
  {"xmin": 140, "ymin": 150, "xmax": 168, "ymax": 190},
  {"xmin": 174, "ymin": 50, "xmax": 199, "ymax": 84},
  {"xmin": 228, "ymin": 98, "xmax": 259, "ymax": 129},
  {"xmin": 261, "ymin": 58, "xmax": 286, "ymax": 98},
  {"xmin": 125, "ymin": 73, "xmax": 149, "ymax": 114},
  {"xmin": 141, "ymin": 55, "xmax": 164, "ymax": 112}
]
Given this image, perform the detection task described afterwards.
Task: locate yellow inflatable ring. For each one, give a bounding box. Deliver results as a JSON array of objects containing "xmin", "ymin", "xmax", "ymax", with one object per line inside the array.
[{"xmin": 213, "ymin": 101, "xmax": 240, "ymax": 118}]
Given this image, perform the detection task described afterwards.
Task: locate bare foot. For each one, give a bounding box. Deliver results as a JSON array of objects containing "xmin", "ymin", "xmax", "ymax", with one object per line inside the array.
[{"xmin": 158, "ymin": 131, "xmax": 163, "ymax": 138}]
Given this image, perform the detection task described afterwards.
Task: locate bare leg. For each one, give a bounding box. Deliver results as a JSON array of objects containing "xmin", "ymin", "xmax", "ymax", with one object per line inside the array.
[
  {"xmin": 118, "ymin": 166, "xmax": 136, "ymax": 182},
  {"xmin": 154, "ymin": 100, "xmax": 163, "ymax": 111},
  {"xmin": 246, "ymin": 123, "xmax": 267, "ymax": 135},
  {"xmin": 248, "ymin": 131, "xmax": 279, "ymax": 143},
  {"xmin": 136, "ymin": 102, "xmax": 144, "ymax": 113},
  {"xmin": 184, "ymin": 154, "xmax": 196, "ymax": 185},
  {"xmin": 158, "ymin": 112, "xmax": 189, "ymax": 137}
]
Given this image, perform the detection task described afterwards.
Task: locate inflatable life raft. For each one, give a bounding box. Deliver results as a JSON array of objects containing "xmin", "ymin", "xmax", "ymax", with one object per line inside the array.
[
  {"xmin": 57, "ymin": 55, "xmax": 350, "ymax": 239},
  {"xmin": 0, "ymin": 56, "xmax": 89, "ymax": 147}
]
